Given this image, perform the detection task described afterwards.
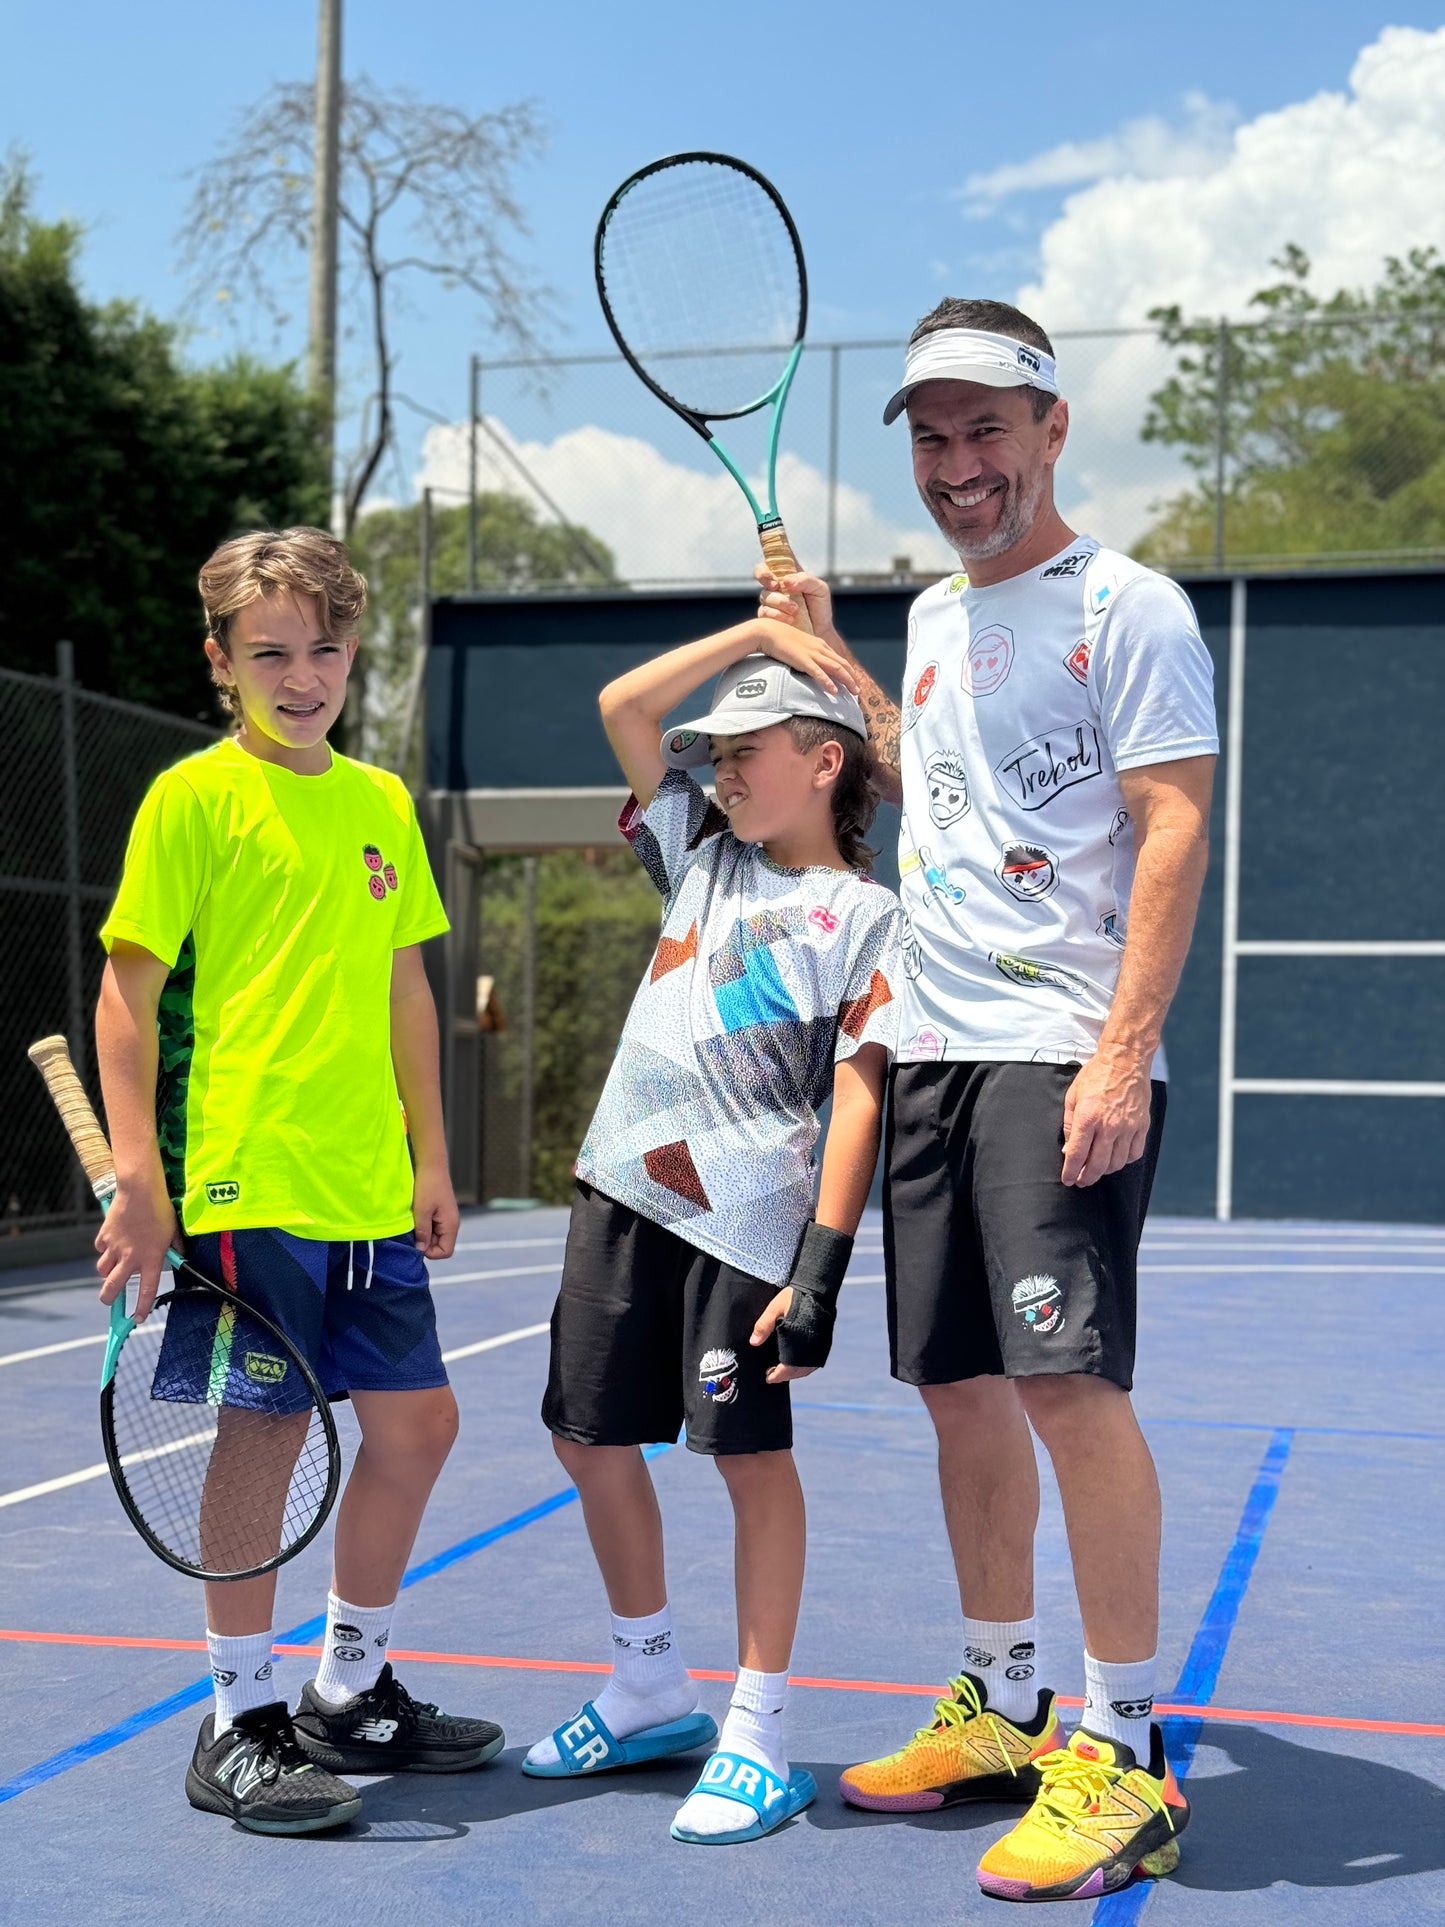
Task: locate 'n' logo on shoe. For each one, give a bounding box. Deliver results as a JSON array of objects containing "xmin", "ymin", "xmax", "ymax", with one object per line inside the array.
[{"xmin": 352, "ymin": 1718, "xmax": 399, "ymax": 1743}]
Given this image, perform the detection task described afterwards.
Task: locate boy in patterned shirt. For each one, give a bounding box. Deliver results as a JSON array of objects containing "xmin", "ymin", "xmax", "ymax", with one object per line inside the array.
[{"xmin": 522, "ymin": 619, "xmax": 903, "ymax": 1846}]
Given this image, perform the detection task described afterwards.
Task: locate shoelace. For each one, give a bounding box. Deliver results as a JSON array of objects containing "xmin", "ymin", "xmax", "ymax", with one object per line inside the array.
[
  {"xmin": 233, "ymin": 1709, "xmax": 310, "ymax": 1786},
  {"xmin": 1028, "ymin": 1749, "xmax": 1171, "ymax": 1839},
  {"xmin": 914, "ymin": 1675, "xmax": 1017, "ymax": 1773}
]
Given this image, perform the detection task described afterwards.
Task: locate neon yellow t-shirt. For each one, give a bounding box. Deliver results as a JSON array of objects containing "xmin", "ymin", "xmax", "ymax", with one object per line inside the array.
[{"xmin": 100, "ymin": 739, "xmax": 449, "ymax": 1239}]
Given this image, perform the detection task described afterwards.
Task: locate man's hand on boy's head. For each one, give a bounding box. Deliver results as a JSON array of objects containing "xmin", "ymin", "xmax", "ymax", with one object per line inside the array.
[
  {"xmin": 95, "ymin": 1178, "xmax": 178, "ymax": 1321},
  {"xmin": 412, "ymin": 1164, "xmax": 460, "ymax": 1260},
  {"xmin": 750, "ymin": 1287, "xmax": 818, "ymax": 1384},
  {"xmin": 755, "ymin": 565, "xmax": 839, "ymax": 648},
  {"xmin": 748, "ymin": 614, "xmax": 859, "ymax": 700}
]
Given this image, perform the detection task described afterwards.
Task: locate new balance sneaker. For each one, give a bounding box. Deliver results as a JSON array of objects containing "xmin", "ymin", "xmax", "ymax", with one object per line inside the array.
[
  {"xmin": 186, "ymin": 1702, "xmax": 362, "ymax": 1834},
  {"xmin": 976, "ymin": 1724, "xmax": 1190, "ymax": 1902},
  {"xmin": 292, "ymin": 1662, "xmax": 505, "ymax": 1774},
  {"xmin": 839, "ymin": 1673, "xmax": 1064, "ymax": 1811}
]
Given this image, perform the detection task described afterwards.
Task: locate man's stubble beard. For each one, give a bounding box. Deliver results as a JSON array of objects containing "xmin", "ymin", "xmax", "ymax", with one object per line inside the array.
[{"xmin": 925, "ymin": 462, "xmax": 1049, "ymax": 564}]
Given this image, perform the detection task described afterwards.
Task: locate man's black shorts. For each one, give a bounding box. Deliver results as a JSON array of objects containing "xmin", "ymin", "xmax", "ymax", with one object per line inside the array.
[
  {"xmin": 541, "ymin": 1181, "xmax": 793, "ymax": 1456},
  {"xmin": 884, "ymin": 1062, "xmax": 1166, "ymax": 1392}
]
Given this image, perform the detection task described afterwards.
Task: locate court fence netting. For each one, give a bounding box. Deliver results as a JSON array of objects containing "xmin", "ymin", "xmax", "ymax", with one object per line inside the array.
[{"xmin": 0, "ymin": 651, "xmax": 218, "ymax": 1238}]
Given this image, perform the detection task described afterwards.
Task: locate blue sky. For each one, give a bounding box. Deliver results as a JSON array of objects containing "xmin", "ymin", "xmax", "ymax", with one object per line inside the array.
[{"xmin": 5, "ymin": 3, "xmax": 1442, "ymax": 556}]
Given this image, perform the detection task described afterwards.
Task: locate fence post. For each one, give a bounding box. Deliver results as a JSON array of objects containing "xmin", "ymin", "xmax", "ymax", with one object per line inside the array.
[
  {"xmin": 518, "ymin": 855, "xmax": 538, "ymax": 1201},
  {"xmin": 1212, "ymin": 316, "xmax": 1229, "ymax": 569},
  {"xmin": 467, "ymin": 355, "xmax": 479, "ymax": 592},
  {"xmin": 1215, "ymin": 577, "xmax": 1248, "ymax": 1220},
  {"xmin": 56, "ymin": 640, "xmax": 87, "ymax": 1218},
  {"xmin": 826, "ymin": 344, "xmax": 842, "ymax": 577}
]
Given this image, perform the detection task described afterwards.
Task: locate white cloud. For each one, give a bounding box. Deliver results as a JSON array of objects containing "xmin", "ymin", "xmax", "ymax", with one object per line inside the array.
[
  {"xmin": 415, "ymin": 419, "xmax": 953, "ymax": 584},
  {"xmin": 1017, "ymin": 26, "xmax": 1445, "ymax": 329},
  {"xmin": 960, "ymin": 92, "xmax": 1238, "ymax": 215}
]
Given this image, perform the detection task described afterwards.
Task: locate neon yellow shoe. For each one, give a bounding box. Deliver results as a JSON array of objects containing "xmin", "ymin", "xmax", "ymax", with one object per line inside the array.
[
  {"xmin": 976, "ymin": 1725, "xmax": 1190, "ymax": 1902},
  {"xmin": 839, "ymin": 1674, "xmax": 1064, "ymax": 1812}
]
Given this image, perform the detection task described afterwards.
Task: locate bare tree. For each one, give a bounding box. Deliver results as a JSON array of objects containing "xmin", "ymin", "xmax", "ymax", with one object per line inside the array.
[{"xmin": 181, "ymin": 77, "xmax": 550, "ymax": 536}]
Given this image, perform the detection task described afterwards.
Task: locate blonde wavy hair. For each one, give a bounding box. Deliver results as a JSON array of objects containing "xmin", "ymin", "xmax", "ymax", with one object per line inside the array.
[{"xmin": 199, "ymin": 527, "xmax": 368, "ymax": 714}]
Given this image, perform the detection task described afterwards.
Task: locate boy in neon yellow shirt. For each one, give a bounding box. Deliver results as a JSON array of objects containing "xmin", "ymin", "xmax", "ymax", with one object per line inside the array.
[{"xmin": 96, "ymin": 527, "xmax": 501, "ymax": 1834}]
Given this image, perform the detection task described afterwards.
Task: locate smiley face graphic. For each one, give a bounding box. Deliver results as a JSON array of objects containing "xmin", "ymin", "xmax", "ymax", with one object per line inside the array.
[
  {"xmin": 996, "ymin": 840, "xmax": 1059, "ymax": 903},
  {"xmin": 925, "ymin": 750, "xmax": 970, "ymax": 828},
  {"xmin": 961, "ymin": 625, "xmax": 1014, "ymax": 697}
]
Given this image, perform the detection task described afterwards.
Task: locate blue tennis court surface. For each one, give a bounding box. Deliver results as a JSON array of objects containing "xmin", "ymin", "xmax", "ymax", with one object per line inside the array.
[{"xmin": 2, "ymin": 1210, "xmax": 1441, "ymax": 1925}]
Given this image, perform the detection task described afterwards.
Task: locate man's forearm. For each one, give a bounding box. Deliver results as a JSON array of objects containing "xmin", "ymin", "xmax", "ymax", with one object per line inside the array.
[
  {"xmin": 822, "ymin": 632, "xmax": 902, "ymax": 805},
  {"xmin": 1096, "ymin": 823, "xmax": 1209, "ymax": 1064}
]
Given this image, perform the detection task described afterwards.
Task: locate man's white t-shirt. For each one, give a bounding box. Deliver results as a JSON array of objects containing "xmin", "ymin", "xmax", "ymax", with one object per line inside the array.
[{"xmin": 896, "ymin": 536, "xmax": 1218, "ymax": 1072}]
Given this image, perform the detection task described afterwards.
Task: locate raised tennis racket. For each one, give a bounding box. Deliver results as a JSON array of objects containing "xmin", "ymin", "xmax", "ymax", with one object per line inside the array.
[
  {"xmin": 27, "ymin": 1035, "xmax": 340, "ymax": 1581},
  {"xmin": 595, "ymin": 151, "xmax": 811, "ymax": 595}
]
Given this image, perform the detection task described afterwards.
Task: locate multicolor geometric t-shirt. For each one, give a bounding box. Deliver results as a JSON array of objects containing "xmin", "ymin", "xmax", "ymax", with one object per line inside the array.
[{"xmin": 575, "ymin": 770, "xmax": 903, "ymax": 1286}]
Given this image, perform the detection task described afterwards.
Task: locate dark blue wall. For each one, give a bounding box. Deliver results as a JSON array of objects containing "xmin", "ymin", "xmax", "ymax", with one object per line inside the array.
[{"xmin": 427, "ymin": 571, "xmax": 1445, "ymax": 1223}]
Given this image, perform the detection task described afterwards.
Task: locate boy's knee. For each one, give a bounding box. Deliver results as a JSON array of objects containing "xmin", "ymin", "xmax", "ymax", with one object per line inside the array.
[
  {"xmin": 552, "ymin": 1431, "xmax": 594, "ymax": 1480},
  {"xmin": 713, "ymin": 1448, "xmax": 792, "ymax": 1492}
]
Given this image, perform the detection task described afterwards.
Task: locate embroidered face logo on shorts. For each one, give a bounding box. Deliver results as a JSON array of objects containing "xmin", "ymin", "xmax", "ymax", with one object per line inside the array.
[
  {"xmin": 699, "ymin": 1347, "xmax": 739, "ymax": 1405},
  {"xmin": 925, "ymin": 750, "xmax": 970, "ymax": 827},
  {"xmin": 1011, "ymin": 1274, "xmax": 1065, "ymax": 1335}
]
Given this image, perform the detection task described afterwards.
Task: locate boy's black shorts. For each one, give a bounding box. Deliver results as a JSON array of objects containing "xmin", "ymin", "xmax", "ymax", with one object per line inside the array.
[
  {"xmin": 884, "ymin": 1061, "xmax": 1166, "ymax": 1393},
  {"xmin": 542, "ymin": 1181, "xmax": 793, "ymax": 1456}
]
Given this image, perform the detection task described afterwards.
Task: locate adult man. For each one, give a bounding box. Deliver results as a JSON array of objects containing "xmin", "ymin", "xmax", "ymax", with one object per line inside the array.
[{"xmin": 758, "ymin": 298, "xmax": 1217, "ymax": 1902}]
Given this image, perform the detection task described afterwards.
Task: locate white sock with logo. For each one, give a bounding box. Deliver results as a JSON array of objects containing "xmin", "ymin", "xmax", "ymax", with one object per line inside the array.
[
  {"xmin": 311, "ymin": 1593, "xmax": 394, "ymax": 1706},
  {"xmin": 961, "ymin": 1615, "xmax": 1046, "ymax": 1725},
  {"xmin": 673, "ymin": 1666, "xmax": 790, "ymax": 1839},
  {"xmin": 523, "ymin": 1604, "xmax": 697, "ymax": 1771},
  {"xmin": 207, "ymin": 1628, "xmax": 279, "ymax": 1734},
  {"xmin": 1082, "ymin": 1651, "xmax": 1157, "ymax": 1759}
]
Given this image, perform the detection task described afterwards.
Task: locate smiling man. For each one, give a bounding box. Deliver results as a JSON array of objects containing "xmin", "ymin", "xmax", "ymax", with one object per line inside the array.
[{"xmin": 758, "ymin": 297, "xmax": 1219, "ymax": 1902}]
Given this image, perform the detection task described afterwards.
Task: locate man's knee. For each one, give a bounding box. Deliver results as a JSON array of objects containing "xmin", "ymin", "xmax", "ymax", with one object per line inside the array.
[
  {"xmin": 551, "ymin": 1431, "xmax": 595, "ymax": 1481},
  {"xmin": 1017, "ymin": 1372, "xmax": 1132, "ymax": 1448},
  {"xmin": 920, "ymin": 1374, "xmax": 1023, "ymax": 1437}
]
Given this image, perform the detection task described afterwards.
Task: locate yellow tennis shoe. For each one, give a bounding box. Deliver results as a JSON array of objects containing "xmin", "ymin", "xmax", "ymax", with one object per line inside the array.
[
  {"xmin": 976, "ymin": 1724, "xmax": 1190, "ymax": 1902},
  {"xmin": 839, "ymin": 1674, "xmax": 1064, "ymax": 1812}
]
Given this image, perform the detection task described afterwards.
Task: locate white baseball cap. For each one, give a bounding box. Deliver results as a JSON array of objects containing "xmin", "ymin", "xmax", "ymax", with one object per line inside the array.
[
  {"xmin": 660, "ymin": 654, "xmax": 868, "ymax": 769},
  {"xmin": 883, "ymin": 327, "xmax": 1060, "ymax": 425}
]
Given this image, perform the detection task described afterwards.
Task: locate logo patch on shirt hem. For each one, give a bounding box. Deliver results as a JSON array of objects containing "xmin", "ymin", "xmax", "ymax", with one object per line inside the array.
[{"xmin": 206, "ymin": 1181, "xmax": 241, "ymax": 1205}]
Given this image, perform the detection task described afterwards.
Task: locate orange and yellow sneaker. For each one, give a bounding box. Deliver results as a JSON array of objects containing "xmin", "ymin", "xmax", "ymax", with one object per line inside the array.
[
  {"xmin": 839, "ymin": 1674, "xmax": 1065, "ymax": 1812},
  {"xmin": 976, "ymin": 1724, "xmax": 1190, "ymax": 1903}
]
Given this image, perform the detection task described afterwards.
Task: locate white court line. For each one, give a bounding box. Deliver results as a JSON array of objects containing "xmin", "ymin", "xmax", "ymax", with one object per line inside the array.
[
  {"xmin": 448, "ymin": 1237, "xmax": 567, "ymax": 1254},
  {"xmin": 432, "ymin": 1264, "xmax": 562, "ymax": 1286},
  {"xmin": 0, "ymin": 1320, "xmax": 550, "ymax": 1511},
  {"xmin": 0, "ymin": 1333, "xmax": 106, "ymax": 1369},
  {"xmin": 846, "ymin": 1265, "xmax": 1445, "ymax": 1283},
  {"xmin": 1143, "ymin": 1242, "xmax": 1445, "ymax": 1258}
]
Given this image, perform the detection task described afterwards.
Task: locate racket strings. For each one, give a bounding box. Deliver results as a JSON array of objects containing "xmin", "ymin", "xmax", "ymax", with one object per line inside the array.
[
  {"xmin": 600, "ymin": 160, "xmax": 803, "ymax": 415},
  {"xmin": 107, "ymin": 1297, "xmax": 331, "ymax": 1577}
]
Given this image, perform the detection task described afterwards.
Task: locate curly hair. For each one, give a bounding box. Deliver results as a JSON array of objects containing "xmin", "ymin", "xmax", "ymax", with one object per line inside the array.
[
  {"xmin": 785, "ymin": 717, "xmax": 879, "ymax": 872},
  {"xmin": 198, "ymin": 526, "xmax": 368, "ymax": 715}
]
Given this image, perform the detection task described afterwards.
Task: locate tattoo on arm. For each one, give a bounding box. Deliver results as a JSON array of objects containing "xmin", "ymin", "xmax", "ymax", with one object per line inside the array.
[{"xmin": 859, "ymin": 683, "xmax": 902, "ymax": 802}]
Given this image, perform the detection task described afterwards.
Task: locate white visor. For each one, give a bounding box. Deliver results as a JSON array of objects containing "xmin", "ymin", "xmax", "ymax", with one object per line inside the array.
[{"xmin": 883, "ymin": 327, "xmax": 1059, "ymax": 424}]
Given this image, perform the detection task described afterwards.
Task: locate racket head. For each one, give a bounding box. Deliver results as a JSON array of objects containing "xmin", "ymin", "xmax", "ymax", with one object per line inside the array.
[
  {"xmin": 595, "ymin": 151, "xmax": 808, "ymax": 428},
  {"xmin": 100, "ymin": 1263, "xmax": 341, "ymax": 1581}
]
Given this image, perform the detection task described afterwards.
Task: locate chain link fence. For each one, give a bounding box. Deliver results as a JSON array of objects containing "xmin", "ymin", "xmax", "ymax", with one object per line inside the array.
[
  {"xmin": 1, "ymin": 654, "xmax": 218, "ymax": 1235},
  {"xmin": 429, "ymin": 313, "xmax": 1444, "ymax": 592}
]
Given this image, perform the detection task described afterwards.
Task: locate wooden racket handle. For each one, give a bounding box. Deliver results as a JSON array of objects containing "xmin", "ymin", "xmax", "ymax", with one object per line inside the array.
[
  {"xmin": 28, "ymin": 1034, "xmax": 117, "ymax": 1199},
  {"xmin": 757, "ymin": 521, "xmax": 814, "ymax": 636}
]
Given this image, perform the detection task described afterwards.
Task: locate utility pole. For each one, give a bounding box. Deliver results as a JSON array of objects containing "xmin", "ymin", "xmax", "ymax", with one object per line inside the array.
[{"xmin": 308, "ymin": 0, "xmax": 342, "ymax": 533}]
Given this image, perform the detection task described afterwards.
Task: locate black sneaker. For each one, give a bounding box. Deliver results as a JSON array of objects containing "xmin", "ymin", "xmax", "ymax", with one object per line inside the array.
[
  {"xmin": 186, "ymin": 1702, "xmax": 362, "ymax": 1834},
  {"xmin": 292, "ymin": 1662, "xmax": 505, "ymax": 1774}
]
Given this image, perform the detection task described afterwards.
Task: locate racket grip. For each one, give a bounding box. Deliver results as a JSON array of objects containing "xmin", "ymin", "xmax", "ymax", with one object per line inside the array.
[
  {"xmin": 757, "ymin": 522, "xmax": 814, "ymax": 636},
  {"xmin": 27, "ymin": 1034, "xmax": 117, "ymax": 1200}
]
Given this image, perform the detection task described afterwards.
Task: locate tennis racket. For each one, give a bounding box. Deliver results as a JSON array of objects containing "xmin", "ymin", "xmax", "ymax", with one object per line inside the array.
[
  {"xmin": 595, "ymin": 151, "xmax": 811, "ymax": 598},
  {"xmin": 27, "ymin": 1035, "xmax": 341, "ymax": 1581}
]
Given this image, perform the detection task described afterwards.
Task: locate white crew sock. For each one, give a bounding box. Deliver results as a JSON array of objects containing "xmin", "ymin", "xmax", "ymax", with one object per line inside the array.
[
  {"xmin": 207, "ymin": 1628, "xmax": 279, "ymax": 1734},
  {"xmin": 1082, "ymin": 1651, "xmax": 1158, "ymax": 1759},
  {"xmin": 524, "ymin": 1605, "xmax": 697, "ymax": 1770},
  {"xmin": 960, "ymin": 1615, "xmax": 1046, "ymax": 1725},
  {"xmin": 311, "ymin": 1593, "xmax": 394, "ymax": 1706},
  {"xmin": 673, "ymin": 1667, "xmax": 790, "ymax": 1840}
]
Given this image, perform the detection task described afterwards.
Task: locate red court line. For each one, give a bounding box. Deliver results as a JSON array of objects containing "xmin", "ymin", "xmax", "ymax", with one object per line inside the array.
[{"xmin": 3, "ymin": 1629, "xmax": 1440, "ymax": 1738}]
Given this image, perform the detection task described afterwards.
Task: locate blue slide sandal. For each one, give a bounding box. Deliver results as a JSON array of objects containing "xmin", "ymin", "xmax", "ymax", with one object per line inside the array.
[
  {"xmin": 670, "ymin": 1751, "xmax": 817, "ymax": 1844},
  {"xmin": 522, "ymin": 1700, "xmax": 718, "ymax": 1778}
]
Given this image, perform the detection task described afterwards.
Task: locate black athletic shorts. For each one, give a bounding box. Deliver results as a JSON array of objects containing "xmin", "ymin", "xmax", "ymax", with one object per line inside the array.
[
  {"xmin": 541, "ymin": 1181, "xmax": 793, "ymax": 1456},
  {"xmin": 884, "ymin": 1062, "xmax": 1166, "ymax": 1392}
]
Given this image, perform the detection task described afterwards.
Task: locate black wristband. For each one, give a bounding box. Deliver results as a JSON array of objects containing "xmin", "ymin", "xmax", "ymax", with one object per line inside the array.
[{"xmin": 777, "ymin": 1221, "xmax": 853, "ymax": 1370}]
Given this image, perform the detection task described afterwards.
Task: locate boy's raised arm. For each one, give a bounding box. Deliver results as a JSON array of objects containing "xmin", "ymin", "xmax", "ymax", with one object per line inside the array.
[
  {"xmin": 94, "ymin": 940, "xmax": 178, "ymax": 1317},
  {"xmin": 599, "ymin": 616, "xmax": 861, "ymax": 807}
]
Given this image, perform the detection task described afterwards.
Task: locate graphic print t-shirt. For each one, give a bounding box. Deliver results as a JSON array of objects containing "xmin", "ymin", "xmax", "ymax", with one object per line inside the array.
[
  {"xmin": 897, "ymin": 538, "xmax": 1218, "ymax": 1071},
  {"xmin": 576, "ymin": 770, "xmax": 903, "ymax": 1285},
  {"xmin": 101, "ymin": 739, "xmax": 449, "ymax": 1239}
]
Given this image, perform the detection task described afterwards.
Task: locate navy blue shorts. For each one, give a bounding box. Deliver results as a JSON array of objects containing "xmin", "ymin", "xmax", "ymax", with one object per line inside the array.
[{"xmin": 162, "ymin": 1229, "xmax": 449, "ymax": 1407}]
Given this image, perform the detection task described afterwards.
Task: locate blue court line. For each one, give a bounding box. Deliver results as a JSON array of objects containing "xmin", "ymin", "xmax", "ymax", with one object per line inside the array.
[
  {"xmin": 0, "ymin": 1442, "xmax": 675, "ymax": 1806},
  {"xmin": 1090, "ymin": 1427, "xmax": 1294, "ymax": 1926},
  {"xmin": 793, "ymin": 1400, "xmax": 1441, "ymax": 1443}
]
